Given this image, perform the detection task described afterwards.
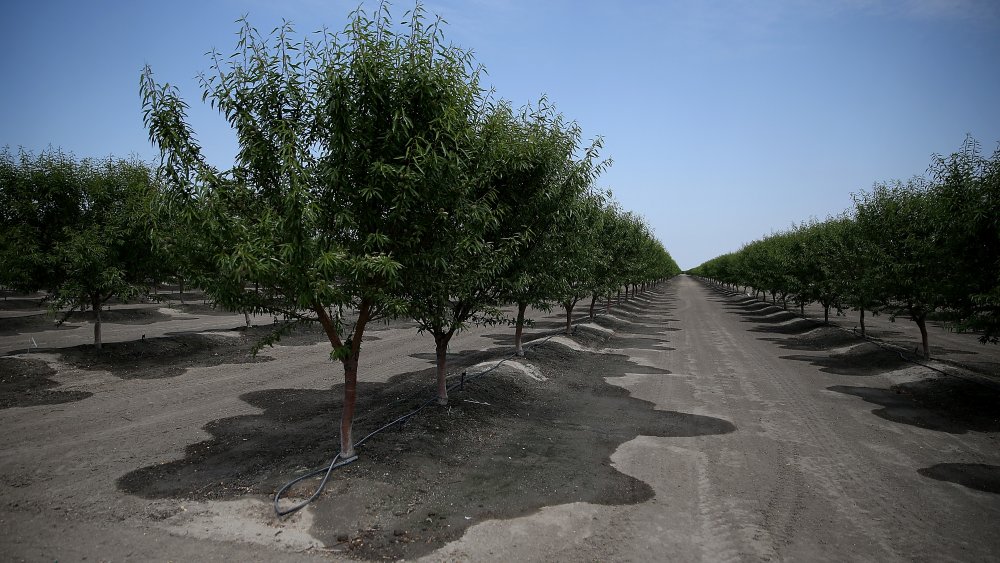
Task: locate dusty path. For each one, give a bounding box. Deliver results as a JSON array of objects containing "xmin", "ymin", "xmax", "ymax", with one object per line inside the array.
[
  {"xmin": 2, "ymin": 277, "xmax": 998, "ymax": 561},
  {"xmin": 430, "ymin": 276, "xmax": 1000, "ymax": 561}
]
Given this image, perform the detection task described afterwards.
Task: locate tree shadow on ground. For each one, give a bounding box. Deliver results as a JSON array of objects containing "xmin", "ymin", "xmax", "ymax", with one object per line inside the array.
[
  {"xmin": 779, "ymin": 343, "xmax": 910, "ymax": 376},
  {"xmin": 829, "ymin": 377, "xmax": 1000, "ymax": 434},
  {"xmin": 117, "ymin": 338, "xmax": 733, "ymax": 560},
  {"xmin": 918, "ymin": 463, "xmax": 1000, "ymax": 495},
  {"xmin": 736, "ymin": 310, "xmax": 799, "ymax": 324},
  {"xmin": 0, "ymin": 296, "xmax": 46, "ymax": 311},
  {"xmin": 0, "ymin": 314, "xmax": 77, "ymax": 336},
  {"xmin": 2, "ymin": 308, "xmax": 181, "ymax": 337},
  {"xmin": 0, "ymin": 356, "xmax": 93, "ymax": 408},
  {"xmin": 51, "ymin": 332, "xmax": 275, "ymax": 379},
  {"xmin": 608, "ymin": 334, "xmax": 675, "ymax": 351},
  {"xmin": 748, "ymin": 318, "xmax": 820, "ymax": 335},
  {"xmin": 759, "ymin": 327, "xmax": 861, "ymax": 351}
]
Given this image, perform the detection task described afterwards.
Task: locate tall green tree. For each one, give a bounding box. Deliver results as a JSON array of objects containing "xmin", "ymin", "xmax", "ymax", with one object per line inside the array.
[
  {"xmin": 489, "ymin": 104, "xmax": 605, "ymax": 354},
  {"xmin": 853, "ymin": 179, "xmax": 946, "ymax": 357},
  {"xmin": 929, "ymin": 137, "xmax": 1000, "ymax": 343},
  {"xmin": 141, "ymin": 6, "xmax": 484, "ymax": 458},
  {"xmin": 0, "ymin": 148, "xmax": 161, "ymax": 349}
]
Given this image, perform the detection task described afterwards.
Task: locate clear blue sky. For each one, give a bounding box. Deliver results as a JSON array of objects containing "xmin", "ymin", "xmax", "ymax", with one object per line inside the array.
[{"xmin": 2, "ymin": 1, "xmax": 998, "ymax": 269}]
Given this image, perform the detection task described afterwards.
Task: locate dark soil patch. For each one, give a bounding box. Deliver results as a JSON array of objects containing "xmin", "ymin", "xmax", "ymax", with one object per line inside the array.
[
  {"xmin": 739, "ymin": 310, "xmax": 799, "ymax": 324},
  {"xmin": 117, "ymin": 338, "xmax": 734, "ymax": 560},
  {"xmin": 163, "ymin": 303, "xmax": 238, "ymax": 316},
  {"xmin": 235, "ymin": 323, "xmax": 347, "ymax": 348},
  {"xmin": 82, "ymin": 308, "xmax": 176, "ymax": 325},
  {"xmin": 829, "ymin": 375, "xmax": 1000, "ymax": 433},
  {"xmin": 0, "ymin": 314, "xmax": 75, "ymax": 336},
  {"xmin": 762, "ymin": 327, "xmax": 860, "ymax": 351},
  {"xmin": 592, "ymin": 316, "xmax": 680, "ymax": 338},
  {"xmin": 0, "ymin": 297, "xmax": 47, "ymax": 312},
  {"xmin": 918, "ymin": 463, "xmax": 1000, "ymax": 494},
  {"xmin": 0, "ymin": 356, "xmax": 92, "ymax": 408},
  {"xmin": 748, "ymin": 317, "xmax": 818, "ymax": 335},
  {"xmin": 608, "ymin": 334, "xmax": 673, "ymax": 350},
  {"xmin": 891, "ymin": 377, "xmax": 1000, "ymax": 432},
  {"xmin": 54, "ymin": 333, "xmax": 275, "ymax": 379},
  {"xmin": 780, "ymin": 342, "xmax": 909, "ymax": 376}
]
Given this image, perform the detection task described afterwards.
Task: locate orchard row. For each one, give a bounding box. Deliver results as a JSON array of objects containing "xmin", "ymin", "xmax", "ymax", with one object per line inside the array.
[
  {"xmin": 691, "ymin": 136, "xmax": 999, "ymax": 359},
  {"xmin": 0, "ymin": 4, "xmax": 679, "ymax": 458}
]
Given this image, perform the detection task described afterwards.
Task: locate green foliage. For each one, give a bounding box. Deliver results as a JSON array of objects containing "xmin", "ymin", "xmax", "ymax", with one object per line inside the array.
[
  {"xmin": 0, "ymin": 148, "xmax": 161, "ymax": 347},
  {"xmin": 692, "ymin": 136, "xmax": 1000, "ymax": 353},
  {"xmin": 140, "ymin": 2, "xmax": 682, "ymax": 450}
]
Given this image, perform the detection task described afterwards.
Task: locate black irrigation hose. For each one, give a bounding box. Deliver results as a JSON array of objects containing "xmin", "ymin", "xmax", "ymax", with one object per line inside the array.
[{"xmin": 273, "ymin": 333, "xmax": 559, "ymax": 517}]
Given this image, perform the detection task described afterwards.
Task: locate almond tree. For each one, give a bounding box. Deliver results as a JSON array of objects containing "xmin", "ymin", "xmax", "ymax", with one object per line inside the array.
[
  {"xmin": 0, "ymin": 149, "xmax": 161, "ymax": 349},
  {"xmin": 929, "ymin": 137, "xmax": 1000, "ymax": 343},
  {"xmin": 853, "ymin": 179, "xmax": 947, "ymax": 357},
  {"xmin": 141, "ymin": 5, "xmax": 483, "ymax": 458},
  {"xmin": 490, "ymin": 105, "xmax": 606, "ymax": 355}
]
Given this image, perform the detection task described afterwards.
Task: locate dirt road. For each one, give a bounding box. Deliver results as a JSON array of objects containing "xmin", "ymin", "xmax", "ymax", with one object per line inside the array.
[{"xmin": 2, "ymin": 276, "xmax": 998, "ymax": 561}]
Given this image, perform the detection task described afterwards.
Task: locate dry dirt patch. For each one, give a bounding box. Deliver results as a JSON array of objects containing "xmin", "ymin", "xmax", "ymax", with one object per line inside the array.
[{"xmin": 116, "ymin": 334, "xmax": 734, "ymax": 560}]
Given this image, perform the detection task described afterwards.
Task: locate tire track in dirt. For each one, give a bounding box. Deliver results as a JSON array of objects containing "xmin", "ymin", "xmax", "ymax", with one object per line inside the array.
[{"xmin": 697, "ymin": 279, "xmax": 1000, "ymax": 561}]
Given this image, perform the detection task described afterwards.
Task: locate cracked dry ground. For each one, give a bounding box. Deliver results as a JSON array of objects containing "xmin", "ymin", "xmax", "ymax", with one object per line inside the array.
[{"xmin": 2, "ymin": 276, "xmax": 1000, "ymax": 561}]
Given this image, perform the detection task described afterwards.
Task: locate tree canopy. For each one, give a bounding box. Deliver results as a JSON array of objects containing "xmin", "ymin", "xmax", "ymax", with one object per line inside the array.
[
  {"xmin": 0, "ymin": 148, "xmax": 162, "ymax": 348},
  {"xmin": 691, "ymin": 136, "xmax": 1000, "ymax": 357}
]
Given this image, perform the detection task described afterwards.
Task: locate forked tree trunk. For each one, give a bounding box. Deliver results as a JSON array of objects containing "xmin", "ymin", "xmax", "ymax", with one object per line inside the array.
[
  {"xmin": 564, "ymin": 301, "xmax": 575, "ymax": 335},
  {"xmin": 514, "ymin": 301, "xmax": 528, "ymax": 357},
  {"xmin": 315, "ymin": 301, "xmax": 370, "ymax": 459}
]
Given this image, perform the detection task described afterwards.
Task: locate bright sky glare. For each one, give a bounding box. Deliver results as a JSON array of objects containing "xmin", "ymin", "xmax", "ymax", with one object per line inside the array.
[{"xmin": 2, "ymin": 0, "xmax": 998, "ymax": 269}]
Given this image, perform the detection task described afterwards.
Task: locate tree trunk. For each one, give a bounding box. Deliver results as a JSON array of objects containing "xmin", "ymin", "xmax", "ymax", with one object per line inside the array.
[
  {"xmin": 564, "ymin": 301, "xmax": 575, "ymax": 335},
  {"xmin": 434, "ymin": 333, "xmax": 452, "ymax": 405},
  {"xmin": 824, "ymin": 304, "xmax": 830, "ymax": 324},
  {"xmin": 617, "ymin": 289, "xmax": 621, "ymax": 305},
  {"xmin": 589, "ymin": 294, "xmax": 597, "ymax": 319},
  {"xmin": 244, "ymin": 311, "xmax": 252, "ymax": 327},
  {"xmin": 92, "ymin": 293, "xmax": 102, "ymax": 350},
  {"xmin": 179, "ymin": 276, "xmax": 185, "ymax": 304},
  {"xmin": 514, "ymin": 301, "xmax": 528, "ymax": 357},
  {"xmin": 340, "ymin": 358, "xmax": 358, "ymax": 458},
  {"xmin": 914, "ymin": 314, "xmax": 930, "ymax": 359},
  {"xmin": 605, "ymin": 294, "xmax": 611, "ymax": 315},
  {"xmin": 859, "ymin": 307, "xmax": 866, "ymax": 337},
  {"xmin": 800, "ymin": 302, "xmax": 804, "ymax": 316},
  {"xmin": 314, "ymin": 301, "xmax": 369, "ymax": 459}
]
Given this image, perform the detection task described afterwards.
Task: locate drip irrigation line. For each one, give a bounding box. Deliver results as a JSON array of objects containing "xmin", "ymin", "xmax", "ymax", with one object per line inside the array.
[{"xmin": 273, "ymin": 332, "xmax": 559, "ymax": 517}]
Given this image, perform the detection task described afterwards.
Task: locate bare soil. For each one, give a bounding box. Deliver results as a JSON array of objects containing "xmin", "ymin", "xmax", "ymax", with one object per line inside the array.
[{"xmin": 2, "ymin": 279, "xmax": 999, "ymax": 561}]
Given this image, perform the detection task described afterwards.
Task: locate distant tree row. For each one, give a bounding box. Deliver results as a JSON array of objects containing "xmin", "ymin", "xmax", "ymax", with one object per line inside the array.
[
  {"xmin": 690, "ymin": 137, "xmax": 999, "ymax": 359},
  {"xmin": 0, "ymin": 149, "xmax": 165, "ymax": 349},
  {"xmin": 1, "ymin": 5, "xmax": 679, "ymax": 459}
]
